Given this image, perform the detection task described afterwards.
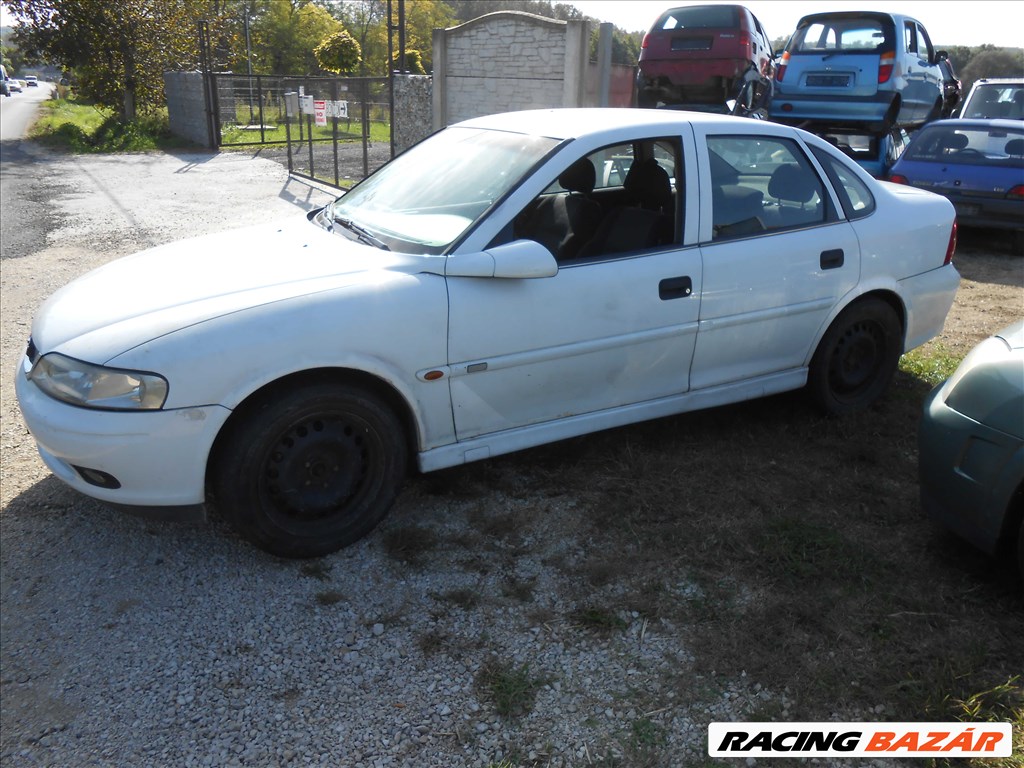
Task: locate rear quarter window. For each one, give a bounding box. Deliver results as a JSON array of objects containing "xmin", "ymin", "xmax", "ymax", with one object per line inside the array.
[{"xmin": 811, "ymin": 147, "xmax": 876, "ymax": 219}]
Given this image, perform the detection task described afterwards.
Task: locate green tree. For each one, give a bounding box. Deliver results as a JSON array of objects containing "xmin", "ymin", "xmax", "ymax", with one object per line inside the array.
[
  {"xmin": 315, "ymin": 29, "xmax": 362, "ymax": 74},
  {"xmin": 250, "ymin": 0, "xmax": 343, "ymax": 75},
  {"xmin": 960, "ymin": 47, "xmax": 1024, "ymax": 91},
  {"xmin": 5, "ymin": 0, "xmax": 206, "ymax": 120}
]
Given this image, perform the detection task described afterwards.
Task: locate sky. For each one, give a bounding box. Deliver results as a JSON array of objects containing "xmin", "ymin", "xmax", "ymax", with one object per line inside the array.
[
  {"xmin": 571, "ymin": 0, "xmax": 1022, "ymax": 48},
  {"xmin": 1, "ymin": 1, "xmax": 1019, "ymax": 50}
]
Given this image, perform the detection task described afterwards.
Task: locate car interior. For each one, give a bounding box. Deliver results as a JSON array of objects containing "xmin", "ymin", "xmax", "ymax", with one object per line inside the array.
[{"xmin": 513, "ymin": 139, "xmax": 680, "ymax": 261}]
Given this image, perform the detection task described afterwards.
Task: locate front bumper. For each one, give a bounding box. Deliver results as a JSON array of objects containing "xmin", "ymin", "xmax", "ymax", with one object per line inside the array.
[
  {"xmin": 919, "ymin": 383, "xmax": 1024, "ymax": 555},
  {"xmin": 15, "ymin": 363, "xmax": 232, "ymax": 515}
]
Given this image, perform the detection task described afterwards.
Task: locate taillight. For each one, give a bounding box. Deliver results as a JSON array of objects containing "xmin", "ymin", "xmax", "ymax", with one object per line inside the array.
[
  {"xmin": 1007, "ymin": 184, "xmax": 1024, "ymax": 199},
  {"xmin": 878, "ymin": 52, "xmax": 895, "ymax": 84},
  {"xmin": 944, "ymin": 220, "xmax": 957, "ymax": 266},
  {"xmin": 888, "ymin": 174, "xmax": 909, "ymax": 184},
  {"xmin": 641, "ymin": 33, "xmax": 650, "ymax": 49},
  {"xmin": 776, "ymin": 50, "xmax": 790, "ymax": 82}
]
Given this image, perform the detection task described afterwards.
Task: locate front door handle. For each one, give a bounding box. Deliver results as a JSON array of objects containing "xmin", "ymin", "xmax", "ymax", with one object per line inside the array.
[
  {"xmin": 659, "ymin": 276, "xmax": 693, "ymax": 300},
  {"xmin": 820, "ymin": 249, "xmax": 844, "ymax": 270}
]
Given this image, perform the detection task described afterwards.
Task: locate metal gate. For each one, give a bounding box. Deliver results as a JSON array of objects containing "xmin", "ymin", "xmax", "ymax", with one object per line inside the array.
[{"xmin": 205, "ymin": 73, "xmax": 391, "ymax": 188}]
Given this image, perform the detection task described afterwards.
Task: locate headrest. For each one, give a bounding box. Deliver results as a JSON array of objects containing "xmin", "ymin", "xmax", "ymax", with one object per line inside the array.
[
  {"xmin": 1005, "ymin": 138, "xmax": 1024, "ymax": 156},
  {"xmin": 558, "ymin": 158, "xmax": 596, "ymax": 195},
  {"xmin": 940, "ymin": 132, "xmax": 969, "ymax": 151},
  {"xmin": 768, "ymin": 164, "xmax": 817, "ymax": 204},
  {"xmin": 624, "ymin": 158, "xmax": 672, "ymax": 209}
]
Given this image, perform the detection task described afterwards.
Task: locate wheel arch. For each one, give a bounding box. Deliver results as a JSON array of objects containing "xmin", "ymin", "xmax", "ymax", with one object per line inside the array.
[
  {"xmin": 206, "ymin": 367, "xmax": 421, "ymax": 489},
  {"xmin": 809, "ymin": 288, "xmax": 907, "ymax": 365}
]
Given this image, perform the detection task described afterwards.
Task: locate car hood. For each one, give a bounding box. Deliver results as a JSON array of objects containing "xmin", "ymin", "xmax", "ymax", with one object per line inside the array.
[
  {"xmin": 996, "ymin": 319, "xmax": 1024, "ymax": 350},
  {"xmin": 32, "ymin": 216, "xmax": 435, "ymax": 359}
]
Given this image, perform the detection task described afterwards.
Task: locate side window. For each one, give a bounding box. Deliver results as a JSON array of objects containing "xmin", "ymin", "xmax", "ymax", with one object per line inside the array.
[
  {"xmin": 707, "ymin": 136, "xmax": 826, "ymax": 241},
  {"xmin": 810, "ymin": 147, "xmax": 876, "ymax": 219},
  {"xmin": 513, "ymin": 139, "xmax": 681, "ymax": 262},
  {"xmin": 916, "ymin": 23, "xmax": 934, "ymax": 60}
]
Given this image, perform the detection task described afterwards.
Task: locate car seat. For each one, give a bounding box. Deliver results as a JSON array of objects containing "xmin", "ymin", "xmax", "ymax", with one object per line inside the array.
[
  {"xmin": 575, "ymin": 158, "xmax": 674, "ymax": 258},
  {"xmin": 516, "ymin": 157, "xmax": 602, "ymax": 260}
]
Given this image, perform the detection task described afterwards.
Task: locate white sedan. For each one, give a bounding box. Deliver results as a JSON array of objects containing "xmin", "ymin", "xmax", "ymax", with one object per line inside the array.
[{"xmin": 16, "ymin": 109, "xmax": 960, "ymax": 557}]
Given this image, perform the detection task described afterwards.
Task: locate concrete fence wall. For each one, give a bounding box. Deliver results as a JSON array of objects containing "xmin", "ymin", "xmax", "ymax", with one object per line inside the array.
[
  {"xmin": 164, "ymin": 71, "xmax": 214, "ymax": 149},
  {"xmin": 431, "ymin": 12, "xmax": 590, "ymax": 131}
]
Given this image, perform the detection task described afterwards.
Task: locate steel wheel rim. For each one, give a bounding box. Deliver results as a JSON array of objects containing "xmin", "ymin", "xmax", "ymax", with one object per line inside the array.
[
  {"xmin": 262, "ymin": 415, "xmax": 372, "ymax": 523},
  {"xmin": 829, "ymin": 320, "xmax": 885, "ymax": 399}
]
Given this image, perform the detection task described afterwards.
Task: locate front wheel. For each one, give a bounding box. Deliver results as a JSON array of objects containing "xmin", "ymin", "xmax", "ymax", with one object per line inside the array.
[
  {"xmin": 212, "ymin": 382, "xmax": 407, "ymax": 558},
  {"xmin": 807, "ymin": 299, "xmax": 902, "ymax": 415}
]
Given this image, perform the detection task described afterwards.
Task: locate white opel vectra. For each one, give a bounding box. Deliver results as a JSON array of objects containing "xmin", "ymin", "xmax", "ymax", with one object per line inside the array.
[{"xmin": 17, "ymin": 109, "xmax": 960, "ymax": 557}]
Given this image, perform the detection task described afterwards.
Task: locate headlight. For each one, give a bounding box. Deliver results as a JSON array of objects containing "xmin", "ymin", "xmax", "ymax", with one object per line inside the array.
[{"xmin": 28, "ymin": 353, "xmax": 168, "ymax": 410}]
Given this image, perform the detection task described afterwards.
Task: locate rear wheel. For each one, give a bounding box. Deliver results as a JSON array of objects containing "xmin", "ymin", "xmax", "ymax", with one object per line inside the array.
[
  {"xmin": 213, "ymin": 382, "xmax": 407, "ymax": 558},
  {"xmin": 808, "ymin": 298, "xmax": 902, "ymax": 414}
]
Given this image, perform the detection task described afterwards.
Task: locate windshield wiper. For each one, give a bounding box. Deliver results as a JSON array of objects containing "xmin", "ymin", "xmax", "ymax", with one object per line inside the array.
[{"xmin": 332, "ymin": 215, "xmax": 390, "ymax": 250}]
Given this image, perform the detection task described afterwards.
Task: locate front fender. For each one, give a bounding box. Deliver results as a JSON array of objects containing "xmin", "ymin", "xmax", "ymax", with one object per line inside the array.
[{"xmin": 108, "ymin": 272, "xmax": 455, "ymax": 453}]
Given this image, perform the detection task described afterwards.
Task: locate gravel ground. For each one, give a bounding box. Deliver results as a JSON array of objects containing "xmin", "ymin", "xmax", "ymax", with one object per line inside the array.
[{"xmin": 1, "ymin": 144, "xmax": 914, "ymax": 768}]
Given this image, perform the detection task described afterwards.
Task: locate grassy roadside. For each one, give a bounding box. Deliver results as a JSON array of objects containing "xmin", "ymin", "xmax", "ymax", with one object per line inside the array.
[{"xmin": 28, "ymin": 96, "xmax": 194, "ymax": 152}]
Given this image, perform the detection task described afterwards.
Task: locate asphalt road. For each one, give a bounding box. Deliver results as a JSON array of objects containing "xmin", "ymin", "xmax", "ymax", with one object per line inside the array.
[{"xmin": 0, "ymin": 82, "xmax": 54, "ymax": 141}]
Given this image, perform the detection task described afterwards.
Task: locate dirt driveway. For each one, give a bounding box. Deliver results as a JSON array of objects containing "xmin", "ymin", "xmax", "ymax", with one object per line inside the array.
[{"xmin": 1, "ymin": 145, "xmax": 1021, "ymax": 767}]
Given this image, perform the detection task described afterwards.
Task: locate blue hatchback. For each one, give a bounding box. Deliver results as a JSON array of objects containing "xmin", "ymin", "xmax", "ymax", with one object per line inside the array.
[{"xmin": 888, "ymin": 119, "xmax": 1024, "ymax": 240}]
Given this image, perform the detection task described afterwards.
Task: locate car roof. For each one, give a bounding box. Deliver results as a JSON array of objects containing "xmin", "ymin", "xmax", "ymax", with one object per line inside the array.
[
  {"xmin": 920, "ymin": 118, "xmax": 1024, "ymax": 130},
  {"xmin": 971, "ymin": 78, "xmax": 1024, "ymax": 85},
  {"xmin": 453, "ymin": 108, "xmax": 782, "ymax": 140}
]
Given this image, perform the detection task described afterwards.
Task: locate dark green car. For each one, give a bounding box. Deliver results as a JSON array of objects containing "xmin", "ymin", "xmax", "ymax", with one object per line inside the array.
[{"xmin": 919, "ymin": 320, "xmax": 1024, "ymax": 577}]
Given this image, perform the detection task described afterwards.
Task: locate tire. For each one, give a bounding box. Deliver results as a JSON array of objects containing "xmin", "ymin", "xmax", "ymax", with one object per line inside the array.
[
  {"xmin": 212, "ymin": 382, "xmax": 407, "ymax": 558},
  {"xmin": 807, "ymin": 298, "xmax": 902, "ymax": 415}
]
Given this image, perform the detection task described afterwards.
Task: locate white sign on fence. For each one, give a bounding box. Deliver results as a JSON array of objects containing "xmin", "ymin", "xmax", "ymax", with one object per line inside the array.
[
  {"xmin": 299, "ymin": 95, "xmax": 314, "ymax": 115},
  {"xmin": 326, "ymin": 100, "xmax": 349, "ymax": 119},
  {"xmin": 314, "ymin": 100, "xmax": 327, "ymax": 126}
]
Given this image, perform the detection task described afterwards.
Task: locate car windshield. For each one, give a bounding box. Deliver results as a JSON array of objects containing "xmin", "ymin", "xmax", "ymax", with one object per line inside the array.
[
  {"xmin": 962, "ymin": 84, "xmax": 1024, "ymax": 119},
  {"xmin": 330, "ymin": 127, "xmax": 559, "ymax": 254},
  {"xmin": 790, "ymin": 16, "xmax": 891, "ymax": 53},
  {"xmin": 905, "ymin": 125, "xmax": 1024, "ymax": 166}
]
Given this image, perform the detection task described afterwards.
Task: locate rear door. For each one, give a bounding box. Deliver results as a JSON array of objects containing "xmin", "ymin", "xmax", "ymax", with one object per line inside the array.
[{"xmin": 689, "ymin": 128, "xmax": 860, "ymax": 389}]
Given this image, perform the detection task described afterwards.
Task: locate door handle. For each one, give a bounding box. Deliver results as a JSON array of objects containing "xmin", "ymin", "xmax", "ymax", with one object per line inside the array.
[
  {"xmin": 659, "ymin": 276, "xmax": 693, "ymax": 300},
  {"xmin": 820, "ymin": 249, "xmax": 844, "ymax": 270}
]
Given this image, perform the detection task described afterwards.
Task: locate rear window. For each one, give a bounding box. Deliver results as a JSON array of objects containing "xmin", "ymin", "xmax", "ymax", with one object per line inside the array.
[
  {"xmin": 905, "ymin": 125, "xmax": 1024, "ymax": 167},
  {"xmin": 655, "ymin": 5, "xmax": 739, "ymax": 30},
  {"xmin": 789, "ymin": 16, "xmax": 892, "ymax": 53}
]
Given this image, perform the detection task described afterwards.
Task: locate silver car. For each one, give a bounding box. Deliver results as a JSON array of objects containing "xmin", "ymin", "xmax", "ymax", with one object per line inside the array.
[{"xmin": 919, "ymin": 320, "xmax": 1024, "ymax": 577}]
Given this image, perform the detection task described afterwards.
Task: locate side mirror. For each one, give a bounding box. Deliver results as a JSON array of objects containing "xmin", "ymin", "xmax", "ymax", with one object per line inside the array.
[{"xmin": 446, "ymin": 239, "xmax": 558, "ymax": 279}]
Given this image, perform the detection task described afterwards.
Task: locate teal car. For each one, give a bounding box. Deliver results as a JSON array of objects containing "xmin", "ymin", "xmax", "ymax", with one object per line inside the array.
[{"xmin": 919, "ymin": 321, "xmax": 1024, "ymax": 577}]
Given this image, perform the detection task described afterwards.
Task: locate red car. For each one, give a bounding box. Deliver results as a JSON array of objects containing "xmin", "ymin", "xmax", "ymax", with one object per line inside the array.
[{"xmin": 635, "ymin": 4, "xmax": 775, "ymax": 112}]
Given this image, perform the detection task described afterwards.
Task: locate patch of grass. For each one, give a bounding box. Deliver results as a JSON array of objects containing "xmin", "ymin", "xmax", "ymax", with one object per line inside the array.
[
  {"xmin": 314, "ymin": 590, "xmax": 345, "ymax": 606},
  {"xmin": 899, "ymin": 342, "xmax": 961, "ymax": 387},
  {"xmin": 434, "ymin": 587, "xmax": 481, "ymax": 609},
  {"xmin": 299, "ymin": 560, "xmax": 332, "ymax": 581},
  {"xmin": 29, "ymin": 97, "xmax": 193, "ymax": 152},
  {"xmin": 568, "ymin": 606, "xmax": 629, "ymax": 634},
  {"xmin": 476, "ymin": 660, "xmax": 549, "ymax": 719},
  {"xmin": 381, "ymin": 524, "xmax": 439, "ymax": 565}
]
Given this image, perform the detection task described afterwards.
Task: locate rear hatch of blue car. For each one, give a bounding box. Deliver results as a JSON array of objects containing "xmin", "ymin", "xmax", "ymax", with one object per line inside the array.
[{"xmin": 776, "ymin": 12, "xmax": 896, "ymax": 99}]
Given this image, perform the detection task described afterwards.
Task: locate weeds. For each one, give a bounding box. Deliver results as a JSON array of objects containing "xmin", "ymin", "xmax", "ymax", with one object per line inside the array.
[
  {"xmin": 476, "ymin": 660, "xmax": 548, "ymax": 719},
  {"xmin": 30, "ymin": 98, "xmax": 191, "ymax": 152}
]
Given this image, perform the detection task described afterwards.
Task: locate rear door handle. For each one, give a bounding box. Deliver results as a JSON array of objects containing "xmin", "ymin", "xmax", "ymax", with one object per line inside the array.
[
  {"xmin": 820, "ymin": 249, "xmax": 844, "ymax": 270},
  {"xmin": 659, "ymin": 276, "xmax": 693, "ymax": 300}
]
